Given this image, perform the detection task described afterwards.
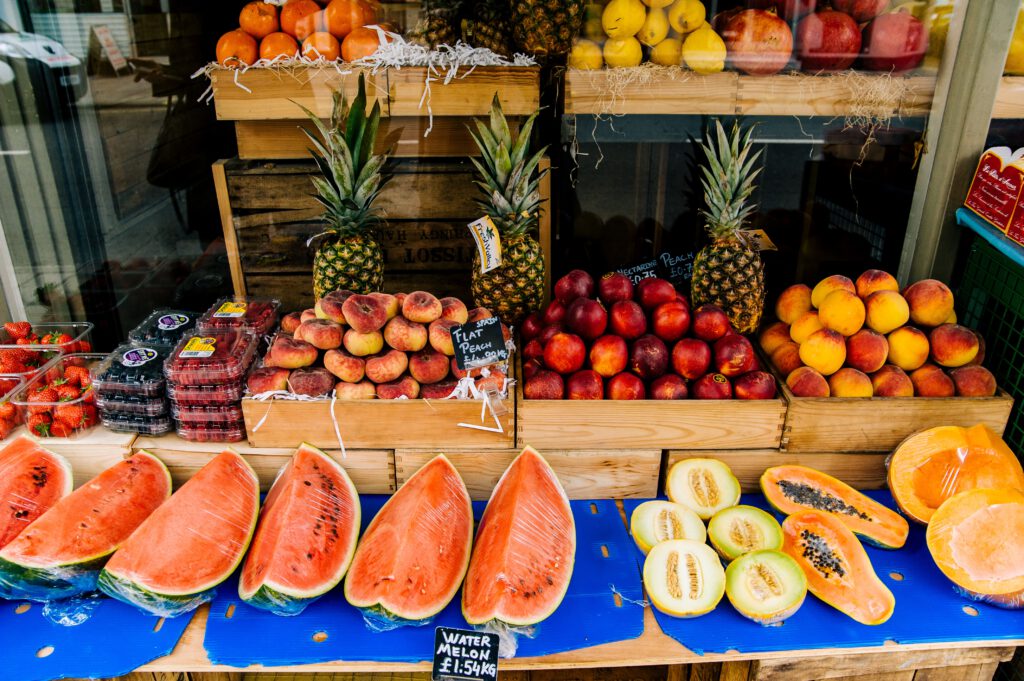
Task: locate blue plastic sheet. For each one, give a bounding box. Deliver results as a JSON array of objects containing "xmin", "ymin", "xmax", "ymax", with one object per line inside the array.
[
  {"xmin": 203, "ymin": 496, "xmax": 644, "ymax": 666},
  {"xmin": 624, "ymin": 491, "xmax": 1024, "ymax": 654}
]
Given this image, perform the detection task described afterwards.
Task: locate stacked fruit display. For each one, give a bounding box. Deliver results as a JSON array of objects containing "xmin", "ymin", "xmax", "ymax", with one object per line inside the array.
[
  {"xmin": 760, "ymin": 270, "xmax": 997, "ymax": 399},
  {"xmin": 247, "ymin": 290, "xmax": 509, "ymax": 401},
  {"xmin": 92, "ymin": 344, "xmax": 173, "ymax": 436},
  {"xmin": 0, "ymin": 321, "xmax": 93, "ymax": 378},
  {"xmin": 11, "ymin": 355, "xmax": 101, "ymax": 439},
  {"xmin": 521, "ymin": 269, "xmax": 777, "ymax": 400}
]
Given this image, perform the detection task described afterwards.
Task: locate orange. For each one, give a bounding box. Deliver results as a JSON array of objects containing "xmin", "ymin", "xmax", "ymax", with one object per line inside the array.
[
  {"xmin": 281, "ymin": 0, "xmax": 322, "ymax": 39},
  {"xmin": 324, "ymin": 0, "xmax": 378, "ymax": 39},
  {"xmin": 217, "ymin": 29, "xmax": 259, "ymax": 68},
  {"xmin": 302, "ymin": 31, "xmax": 341, "ymax": 61},
  {"xmin": 259, "ymin": 32, "xmax": 300, "ymax": 60},
  {"xmin": 239, "ymin": 1, "xmax": 279, "ymax": 40},
  {"xmin": 341, "ymin": 26, "xmax": 390, "ymax": 61}
]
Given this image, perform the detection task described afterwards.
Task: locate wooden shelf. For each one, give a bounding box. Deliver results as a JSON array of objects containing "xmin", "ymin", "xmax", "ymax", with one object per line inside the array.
[{"xmin": 993, "ymin": 76, "xmax": 1024, "ymax": 119}]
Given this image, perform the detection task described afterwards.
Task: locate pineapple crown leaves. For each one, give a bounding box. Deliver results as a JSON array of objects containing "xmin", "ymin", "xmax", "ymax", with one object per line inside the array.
[
  {"xmin": 296, "ymin": 74, "xmax": 390, "ymax": 240},
  {"xmin": 466, "ymin": 93, "xmax": 549, "ymax": 237},
  {"xmin": 699, "ymin": 120, "xmax": 763, "ymax": 240}
]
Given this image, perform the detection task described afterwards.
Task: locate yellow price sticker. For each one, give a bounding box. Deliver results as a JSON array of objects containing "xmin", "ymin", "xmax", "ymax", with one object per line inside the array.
[
  {"xmin": 179, "ymin": 336, "xmax": 217, "ymax": 358},
  {"xmin": 214, "ymin": 301, "xmax": 248, "ymax": 318}
]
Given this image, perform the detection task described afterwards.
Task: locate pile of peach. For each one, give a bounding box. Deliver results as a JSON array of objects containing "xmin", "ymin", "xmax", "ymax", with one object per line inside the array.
[
  {"xmin": 246, "ymin": 290, "xmax": 507, "ymax": 400},
  {"xmin": 760, "ymin": 270, "xmax": 997, "ymax": 399}
]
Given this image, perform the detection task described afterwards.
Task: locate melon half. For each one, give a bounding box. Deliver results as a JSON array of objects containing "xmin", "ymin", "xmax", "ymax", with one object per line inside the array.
[{"xmin": 0, "ymin": 436, "xmax": 72, "ymax": 551}]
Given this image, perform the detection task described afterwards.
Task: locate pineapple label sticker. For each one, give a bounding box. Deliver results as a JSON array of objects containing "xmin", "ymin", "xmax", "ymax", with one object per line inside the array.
[
  {"xmin": 432, "ymin": 626, "xmax": 498, "ymax": 681},
  {"xmin": 451, "ymin": 316, "xmax": 508, "ymax": 371},
  {"xmin": 467, "ymin": 216, "xmax": 502, "ymax": 274}
]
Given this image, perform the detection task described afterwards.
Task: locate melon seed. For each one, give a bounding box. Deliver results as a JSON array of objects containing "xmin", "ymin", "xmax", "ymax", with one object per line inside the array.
[
  {"xmin": 666, "ymin": 551, "xmax": 683, "ymax": 599},
  {"xmin": 730, "ymin": 518, "xmax": 764, "ymax": 552},
  {"xmin": 745, "ymin": 562, "xmax": 783, "ymax": 601},
  {"xmin": 778, "ymin": 481, "xmax": 870, "ymax": 521},
  {"xmin": 686, "ymin": 553, "xmax": 702, "ymax": 600},
  {"xmin": 657, "ymin": 509, "xmax": 683, "ymax": 542},
  {"xmin": 800, "ymin": 529, "xmax": 845, "ymax": 578},
  {"xmin": 689, "ymin": 468, "xmax": 721, "ymax": 508}
]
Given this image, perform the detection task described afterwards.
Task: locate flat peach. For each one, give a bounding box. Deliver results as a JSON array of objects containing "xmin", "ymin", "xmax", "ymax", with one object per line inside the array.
[
  {"xmin": 828, "ymin": 367, "xmax": 873, "ymax": 397},
  {"xmin": 343, "ymin": 329, "xmax": 384, "ymax": 357},
  {"xmin": 790, "ymin": 311, "xmax": 823, "ymax": 344},
  {"xmin": 324, "ymin": 347, "xmax": 365, "ymax": 383},
  {"xmin": 376, "ymin": 374, "xmax": 420, "ymax": 399},
  {"xmin": 383, "ymin": 316, "xmax": 428, "ymax": 352},
  {"xmin": 439, "ymin": 297, "xmax": 469, "ymax": 324},
  {"xmin": 865, "ymin": 290, "xmax": 910, "ymax": 334},
  {"xmin": 818, "ymin": 289, "xmax": 865, "ymax": 336},
  {"xmin": 887, "ymin": 326, "xmax": 929, "ymax": 371},
  {"xmin": 365, "ymin": 349, "xmax": 409, "ymax": 384},
  {"xmin": 775, "ymin": 284, "xmax": 812, "ymax": 324},
  {"xmin": 429, "ymin": 318, "xmax": 459, "ymax": 356},
  {"xmin": 798, "ymin": 328, "xmax": 846, "ymax": 376},
  {"xmin": 811, "ymin": 275, "xmax": 856, "ymax": 309},
  {"xmin": 335, "ymin": 380, "xmax": 376, "ymax": 400}
]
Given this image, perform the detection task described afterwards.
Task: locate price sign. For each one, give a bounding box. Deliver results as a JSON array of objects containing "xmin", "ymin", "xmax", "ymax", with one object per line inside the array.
[
  {"xmin": 432, "ymin": 627, "xmax": 499, "ymax": 681},
  {"xmin": 617, "ymin": 250, "xmax": 695, "ymax": 289},
  {"xmin": 451, "ymin": 316, "xmax": 508, "ymax": 371}
]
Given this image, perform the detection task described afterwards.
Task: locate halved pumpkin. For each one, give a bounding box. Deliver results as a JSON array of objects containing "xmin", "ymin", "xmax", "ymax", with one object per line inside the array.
[
  {"xmin": 889, "ymin": 425, "xmax": 1024, "ymax": 525},
  {"xmin": 782, "ymin": 510, "xmax": 895, "ymax": 625},
  {"xmin": 927, "ymin": 487, "xmax": 1024, "ymax": 608},
  {"xmin": 761, "ymin": 465, "xmax": 909, "ymax": 549}
]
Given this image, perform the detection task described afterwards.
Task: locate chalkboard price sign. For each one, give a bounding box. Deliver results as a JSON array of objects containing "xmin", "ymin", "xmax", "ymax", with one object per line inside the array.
[
  {"xmin": 617, "ymin": 250, "xmax": 695, "ymax": 289},
  {"xmin": 451, "ymin": 316, "xmax": 508, "ymax": 371},
  {"xmin": 432, "ymin": 626, "xmax": 499, "ymax": 681}
]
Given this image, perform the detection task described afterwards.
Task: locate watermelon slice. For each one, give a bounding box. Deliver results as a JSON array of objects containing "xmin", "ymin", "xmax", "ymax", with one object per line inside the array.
[
  {"xmin": 344, "ymin": 454, "xmax": 472, "ymax": 622},
  {"xmin": 98, "ymin": 449, "xmax": 259, "ymax": 617},
  {"xmin": 462, "ymin": 446, "xmax": 575, "ymax": 627},
  {"xmin": 0, "ymin": 436, "xmax": 72, "ymax": 551},
  {"xmin": 239, "ymin": 443, "xmax": 360, "ymax": 616},
  {"xmin": 0, "ymin": 450, "xmax": 171, "ymax": 601}
]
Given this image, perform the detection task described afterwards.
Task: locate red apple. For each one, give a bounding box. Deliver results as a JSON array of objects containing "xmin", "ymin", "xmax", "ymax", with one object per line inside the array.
[
  {"xmin": 567, "ymin": 369, "xmax": 604, "ymax": 400},
  {"xmin": 609, "ymin": 300, "xmax": 647, "ymax": 340},
  {"xmin": 543, "ymin": 332, "xmax": 587, "ymax": 374},
  {"xmin": 652, "ymin": 300, "xmax": 691, "ymax": 343},
  {"xmin": 797, "ymin": 9, "xmax": 861, "ymax": 71},
  {"xmin": 630, "ymin": 334, "xmax": 669, "ymax": 380},
  {"xmin": 542, "ymin": 299, "xmax": 567, "ymax": 326},
  {"xmin": 650, "ymin": 374, "xmax": 688, "ymax": 400},
  {"xmin": 538, "ymin": 324, "xmax": 564, "ymax": 346},
  {"xmin": 554, "ymin": 269, "xmax": 595, "ymax": 304},
  {"xmin": 692, "ymin": 304, "xmax": 732, "ymax": 342},
  {"xmin": 714, "ymin": 334, "xmax": 756, "ymax": 377},
  {"xmin": 672, "ymin": 338, "xmax": 712, "ymax": 380},
  {"xmin": 734, "ymin": 370, "xmax": 777, "ymax": 399},
  {"xmin": 523, "ymin": 339, "xmax": 545, "ymax": 362},
  {"xmin": 749, "ymin": 0, "xmax": 816, "ymax": 21},
  {"xmin": 565, "ymin": 298, "xmax": 608, "ymax": 340},
  {"xmin": 721, "ymin": 9, "xmax": 794, "ymax": 76},
  {"xmin": 590, "ymin": 335, "xmax": 629, "ymax": 377},
  {"xmin": 636, "ymin": 278, "xmax": 677, "ymax": 311},
  {"xmin": 832, "ymin": 0, "xmax": 888, "ymax": 23},
  {"xmin": 693, "ymin": 373, "xmax": 733, "ymax": 399},
  {"xmin": 607, "ymin": 372, "xmax": 646, "ymax": 400},
  {"xmin": 860, "ymin": 11, "xmax": 927, "ymax": 73},
  {"xmin": 520, "ymin": 312, "xmax": 543, "ymax": 341},
  {"xmin": 524, "ymin": 370, "xmax": 565, "ymax": 399},
  {"xmin": 598, "ymin": 272, "xmax": 634, "ymax": 305}
]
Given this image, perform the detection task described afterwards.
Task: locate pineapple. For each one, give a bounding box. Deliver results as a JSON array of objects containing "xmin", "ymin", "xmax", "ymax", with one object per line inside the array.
[
  {"xmin": 462, "ymin": 0, "xmax": 515, "ymax": 56},
  {"xmin": 510, "ymin": 0, "xmax": 586, "ymax": 58},
  {"xmin": 410, "ymin": 0, "xmax": 464, "ymax": 48},
  {"xmin": 467, "ymin": 95, "xmax": 547, "ymax": 324},
  {"xmin": 690, "ymin": 120, "xmax": 766, "ymax": 334},
  {"xmin": 299, "ymin": 75, "xmax": 389, "ymax": 299}
]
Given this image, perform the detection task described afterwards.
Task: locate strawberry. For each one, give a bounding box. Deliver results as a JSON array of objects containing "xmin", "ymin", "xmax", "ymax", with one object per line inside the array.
[
  {"xmin": 55, "ymin": 384, "xmax": 80, "ymax": 402},
  {"xmin": 4, "ymin": 321, "xmax": 31, "ymax": 340},
  {"xmin": 0, "ymin": 356, "xmax": 26, "ymax": 374},
  {"xmin": 15, "ymin": 338, "xmax": 31, "ymax": 346},
  {"xmin": 27, "ymin": 386, "xmax": 56, "ymax": 414},
  {"xmin": 0, "ymin": 402, "xmax": 17, "ymax": 420},
  {"xmin": 28, "ymin": 413, "xmax": 51, "ymax": 437},
  {"xmin": 81, "ymin": 404, "xmax": 97, "ymax": 428},
  {"xmin": 0, "ymin": 418, "xmax": 14, "ymax": 440},
  {"xmin": 49, "ymin": 421, "xmax": 73, "ymax": 438},
  {"xmin": 63, "ymin": 366, "xmax": 90, "ymax": 388},
  {"xmin": 77, "ymin": 340, "xmax": 92, "ymax": 352},
  {"xmin": 54, "ymin": 404, "xmax": 84, "ymax": 428}
]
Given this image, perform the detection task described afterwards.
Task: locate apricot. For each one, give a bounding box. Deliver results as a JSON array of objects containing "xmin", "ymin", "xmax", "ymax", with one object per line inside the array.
[
  {"xmin": 887, "ymin": 326, "xmax": 930, "ymax": 371},
  {"xmin": 770, "ymin": 341, "xmax": 803, "ymax": 376},
  {"xmin": 818, "ymin": 289, "xmax": 865, "ymax": 336},
  {"xmin": 845, "ymin": 329, "xmax": 888, "ymax": 374},
  {"xmin": 759, "ymin": 321, "xmax": 792, "ymax": 355},
  {"xmin": 855, "ymin": 269, "xmax": 899, "ymax": 299},
  {"xmin": 775, "ymin": 284, "xmax": 813, "ymax": 324},
  {"xmin": 798, "ymin": 328, "xmax": 846, "ymax": 376},
  {"xmin": 790, "ymin": 311, "xmax": 824, "ymax": 344},
  {"xmin": 910, "ymin": 363, "xmax": 955, "ymax": 397},
  {"xmin": 871, "ymin": 364, "xmax": 914, "ymax": 397},
  {"xmin": 811, "ymin": 275, "xmax": 856, "ymax": 309},
  {"xmin": 903, "ymin": 279, "xmax": 954, "ymax": 328},
  {"xmin": 828, "ymin": 367, "xmax": 873, "ymax": 397},
  {"xmin": 928, "ymin": 323, "xmax": 979, "ymax": 368},
  {"xmin": 864, "ymin": 290, "xmax": 909, "ymax": 334},
  {"xmin": 787, "ymin": 366, "xmax": 830, "ymax": 397},
  {"xmin": 950, "ymin": 365, "xmax": 997, "ymax": 397}
]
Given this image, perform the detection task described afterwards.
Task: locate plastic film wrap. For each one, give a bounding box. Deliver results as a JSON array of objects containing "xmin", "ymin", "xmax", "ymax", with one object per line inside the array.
[{"xmin": 0, "ymin": 437, "xmax": 72, "ymax": 552}]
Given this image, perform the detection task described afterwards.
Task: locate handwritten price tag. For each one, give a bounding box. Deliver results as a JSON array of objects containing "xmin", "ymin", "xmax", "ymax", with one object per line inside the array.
[
  {"xmin": 432, "ymin": 627, "xmax": 498, "ymax": 681},
  {"xmin": 451, "ymin": 316, "xmax": 508, "ymax": 371}
]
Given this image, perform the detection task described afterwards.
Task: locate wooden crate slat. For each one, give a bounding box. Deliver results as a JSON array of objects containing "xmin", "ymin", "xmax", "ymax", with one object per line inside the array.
[
  {"xmin": 738, "ymin": 74, "xmax": 935, "ymax": 117},
  {"xmin": 210, "ymin": 68, "xmax": 385, "ymax": 120},
  {"xmin": 387, "ymin": 66, "xmax": 540, "ymax": 117},
  {"xmin": 993, "ymin": 76, "xmax": 1024, "ymax": 119},
  {"xmin": 395, "ymin": 448, "xmax": 661, "ymax": 500},
  {"xmin": 564, "ymin": 71, "xmax": 738, "ymax": 115},
  {"xmin": 753, "ymin": 646, "xmax": 1013, "ymax": 681}
]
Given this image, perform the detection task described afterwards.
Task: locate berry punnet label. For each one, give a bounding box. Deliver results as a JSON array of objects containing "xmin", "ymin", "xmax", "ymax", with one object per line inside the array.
[
  {"xmin": 121, "ymin": 347, "xmax": 159, "ymax": 367},
  {"xmin": 213, "ymin": 301, "xmax": 247, "ymax": 318},
  {"xmin": 179, "ymin": 336, "xmax": 217, "ymax": 358},
  {"xmin": 157, "ymin": 313, "xmax": 190, "ymax": 330},
  {"xmin": 467, "ymin": 216, "xmax": 502, "ymax": 274}
]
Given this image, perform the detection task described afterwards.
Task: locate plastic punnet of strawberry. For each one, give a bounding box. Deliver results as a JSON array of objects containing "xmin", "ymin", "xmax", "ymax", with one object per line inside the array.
[
  {"xmin": 11, "ymin": 353, "xmax": 105, "ymax": 438},
  {"xmin": 0, "ymin": 321, "xmax": 94, "ymax": 355},
  {"xmin": 0, "ymin": 377, "xmax": 24, "ymax": 440}
]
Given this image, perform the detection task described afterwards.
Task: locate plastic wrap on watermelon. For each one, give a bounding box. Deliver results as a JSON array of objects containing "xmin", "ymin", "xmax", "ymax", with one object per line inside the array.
[
  {"xmin": 0, "ymin": 561, "xmax": 103, "ymax": 602},
  {"xmin": 0, "ymin": 437, "xmax": 73, "ymax": 552},
  {"xmin": 97, "ymin": 570, "xmax": 217, "ymax": 617},
  {"xmin": 360, "ymin": 605, "xmax": 437, "ymax": 632}
]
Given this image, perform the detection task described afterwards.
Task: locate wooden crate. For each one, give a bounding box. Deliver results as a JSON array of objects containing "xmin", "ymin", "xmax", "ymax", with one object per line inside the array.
[
  {"xmin": 209, "ymin": 67, "xmax": 383, "ymax": 121},
  {"xmin": 395, "ymin": 448, "xmax": 661, "ymax": 500},
  {"xmin": 18, "ymin": 426, "xmax": 136, "ymax": 488}
]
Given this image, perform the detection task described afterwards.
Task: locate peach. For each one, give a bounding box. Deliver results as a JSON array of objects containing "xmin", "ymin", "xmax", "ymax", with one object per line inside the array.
[
  {"xmin": 871, "ymin": 364, "xmax": 914, "ymax": 397},
  {"xmin": 295, "ymin": 319, "xmax": 344, "ymax": 350},
  {"xmin": 811, "ymin": 275, "xmax": 856, "ymax": 308},
  {"xmin": 409, "ymin": 347, "xmax": 450, "ymax": 384},
  {"xmin": 945, "ymin": 310, "xmax": 957, "ymax": 324},
  {"xmin": 420, "ymin": 379, "xmax": 458, "ymax": 399},
  {"xmin": 376, "ymin": 374, "xmax": 420, "ymax": 400},
  {"xmin": 590, "ymin": 334, "xmax": 628, "ymax": 378},
  {"xmin": 903, "ymin": 279, "xmax": 954, "ymax": 328},
  {"xmin": 928, "ymin": 323, "xmax": 979, "ymax": 368},
  {"xmin": 365, "ymin": 349, "xmax": 409, "ymax": 384},
  {"xmin": 798, "ymin": 328, "xmax": 846, "ymax": 376},
  {"xmin": 650, "ymin": 374, "xmax": 688, "ymax": 400},
  {"xmin": 855, "ymin": 269, "xmax": 899, "ymax": 299},
  {"xmin": 324, "ymin": 348, "xmax": 366, "ymax": 383},
  {"xmin": 280, "ymin": 312, "xmax": 302, "ymax": 335},
  {"xmin": 429, "ymin": 318, "xmax": 459, "ymax": 356},
  {"xmin": 266, "ymin": 336, "xmax": 318, "ymax": 369},
  {"xmin": 288, "ymin": 368, "xmax": 334, "ymax": 397},
  {"xmin": 383, "ymin": 316, "xmax": 428, "ymax": 352},
  {"xmin": 950, "ymin": 365, "xmax": 997, "ymax": 397},
  {"xmin": 318, "ymin": 290, "xmax": 352, "ymax": 325},
  {"xmin": 369, "ymin": 292, "xmax": 400, "ymax": 320},
  {"xmin": 335, "ymin": 380, "xmax": 376, "ymax": 400},
  {"xmin": 439, "ymin": 297, "xmax": 469, "ymax": 324},
  {"xmin": 402, "ymin": 291, "xmax": 443, "ymax": 323},
  {"xmin": 759, "ymin": 321, "xmax": 792, "ymax": 355},
  {"xmin": 342, "ymin": 294, "xmax": 389, "ymax": 333},
  {"xmin": 787, "ymin": 366, "xmax": 830, "ymax": 397},
  {"xmin": 566, "ymin": 369, "xmax": 604, "ymax": 400},
  {"xmin": 828, "ymin": 368, "xmax": 873, "ymax": 397},
  {"xmin": 845, "ymin": 329, "xmax": 888, "ymax": 374},
  {"xmin": 343, "ymin": 329, "xmax": 384, "ymax": 357},
  {"xmin": 886, "ymin": 326, "xmax": 929, "ymax": 371},
  {"xmin": 475, "ymin": 369, "xmax": 507, "ymax": 394},
  {"xmin": 818, "ymin": 290, "xmax": 865, "ymax": 336},
  {"xmin": 467, "ymin": 307, "xmax": 492, "ymax": 323},
  {"xmin": 910, "ymin": 364, "xmax": 955, "ymax": 397},
  {"xmin": 775, "ymin": 284, "xmax": 813, "ymax": 324},
  {"xmin": 524, "ymin": 370, "xmax": 565, "ymax": 399},
  {"xmin": 790, "ymin": 311, "xmax": 823, "ymax": 344},
  {"xmin": 393, "ymin": 292, "xmax": 407, "ymax": 309},
  {"xmin": 968, "ymin": 332, "xmax": 986, "ymax": 366},
  {"xmin": 734, "ymin": 371, "xmax": 777, "ymax": 399},
  {"xmin": 300, "ymin": 308, "xmax": 318, "ymax": 324},
  {"xmin": 247, "ymin": 366, "xmax": 291, "ymax": 394},
  {"xmin": 770, "ymin": 341, "xmax": 804, "ymax": 376},
  {"xmin": 864, "ymin": 290, "xmax": 910, "ymax": 334}
]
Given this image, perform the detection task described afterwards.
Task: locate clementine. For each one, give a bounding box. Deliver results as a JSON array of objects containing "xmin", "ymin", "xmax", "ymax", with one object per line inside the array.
[
  {"xmin": 324, "ymin": 0, "xmax": 378, "ymax": 39},
  {"xmin": 302, "ymin": 31, "xmax": 341, "ymax": 61},
  {"xmin": 281, "ymin": 0, "xmax": 322, "ymax": 39},
  {"xmin": 259, "ymin": 32, "xmax": 300, "ymax": 60},
  {"xmin": 217, "ymin": 29, "xmax": 259, "ymax": 68},
  {"xmin": 239, "ymin": 1, "xmax": 279, "ymax": 40},
  {"xmin": 341, "ymin": 26, "xmax": 391, "ymax": 61}
]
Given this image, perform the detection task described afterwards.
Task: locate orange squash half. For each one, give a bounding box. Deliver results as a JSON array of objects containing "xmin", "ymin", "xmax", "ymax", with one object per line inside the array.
[
  {"xmin": 888, "ymin": 425, "xmax": 1024, "ymax": 525},
  {"xmin": 927, "ymin": 488, "xmax": 1024, "ymax": 608}
]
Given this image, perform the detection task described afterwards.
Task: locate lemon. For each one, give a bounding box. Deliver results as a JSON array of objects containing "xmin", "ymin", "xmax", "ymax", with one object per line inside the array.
[
  {"xmin": 682, "ymin": 25, "xmax": 725, "ymax": 74},
  {"xmin": 642, "ymin": 0, "xmax": 674, "ymax": 10},
  {"xmin": 667, "ymin": 0, "xmax": 705, "ymax": 35},
  {"xmin": 650, "ymin": 37, "xmax": 682, "ymax": 66},
  {"xmin": 603, "ymin": 36, "xmax": 643, "ymax": 67},
  {"xmin": 638, "ymin": 7, "xmax": 670, "ymax": 47},
  {"xmin": 584, "ymin": 17, "xmax": 605, "ymax": 40},
  {"xmin": 569, "ymin": 39, "xmax": 604, "ymax": 69},
  {"xmin": 602, "ymin": 0, "xmax": 646, "ymax": 39},
  {"xmin": 1006, "ymin": 10, "xmax": 1024, "ymax": 75}
]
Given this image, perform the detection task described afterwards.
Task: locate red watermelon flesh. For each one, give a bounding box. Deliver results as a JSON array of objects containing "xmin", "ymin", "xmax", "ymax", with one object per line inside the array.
[
  {"xmin": 462, "ymin": 446, "xmax": 575, "ymax": 626},
  {"xmin": 344, "ymin": 454, "xmax": 472, "ymax": 621},
  {"xmin": 0, "ymin": 436, "xmax": 72, "ymax": 550},
  {"xmin": 239, "ymin": 443, "xmax": 360, "ymax": 615}
]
